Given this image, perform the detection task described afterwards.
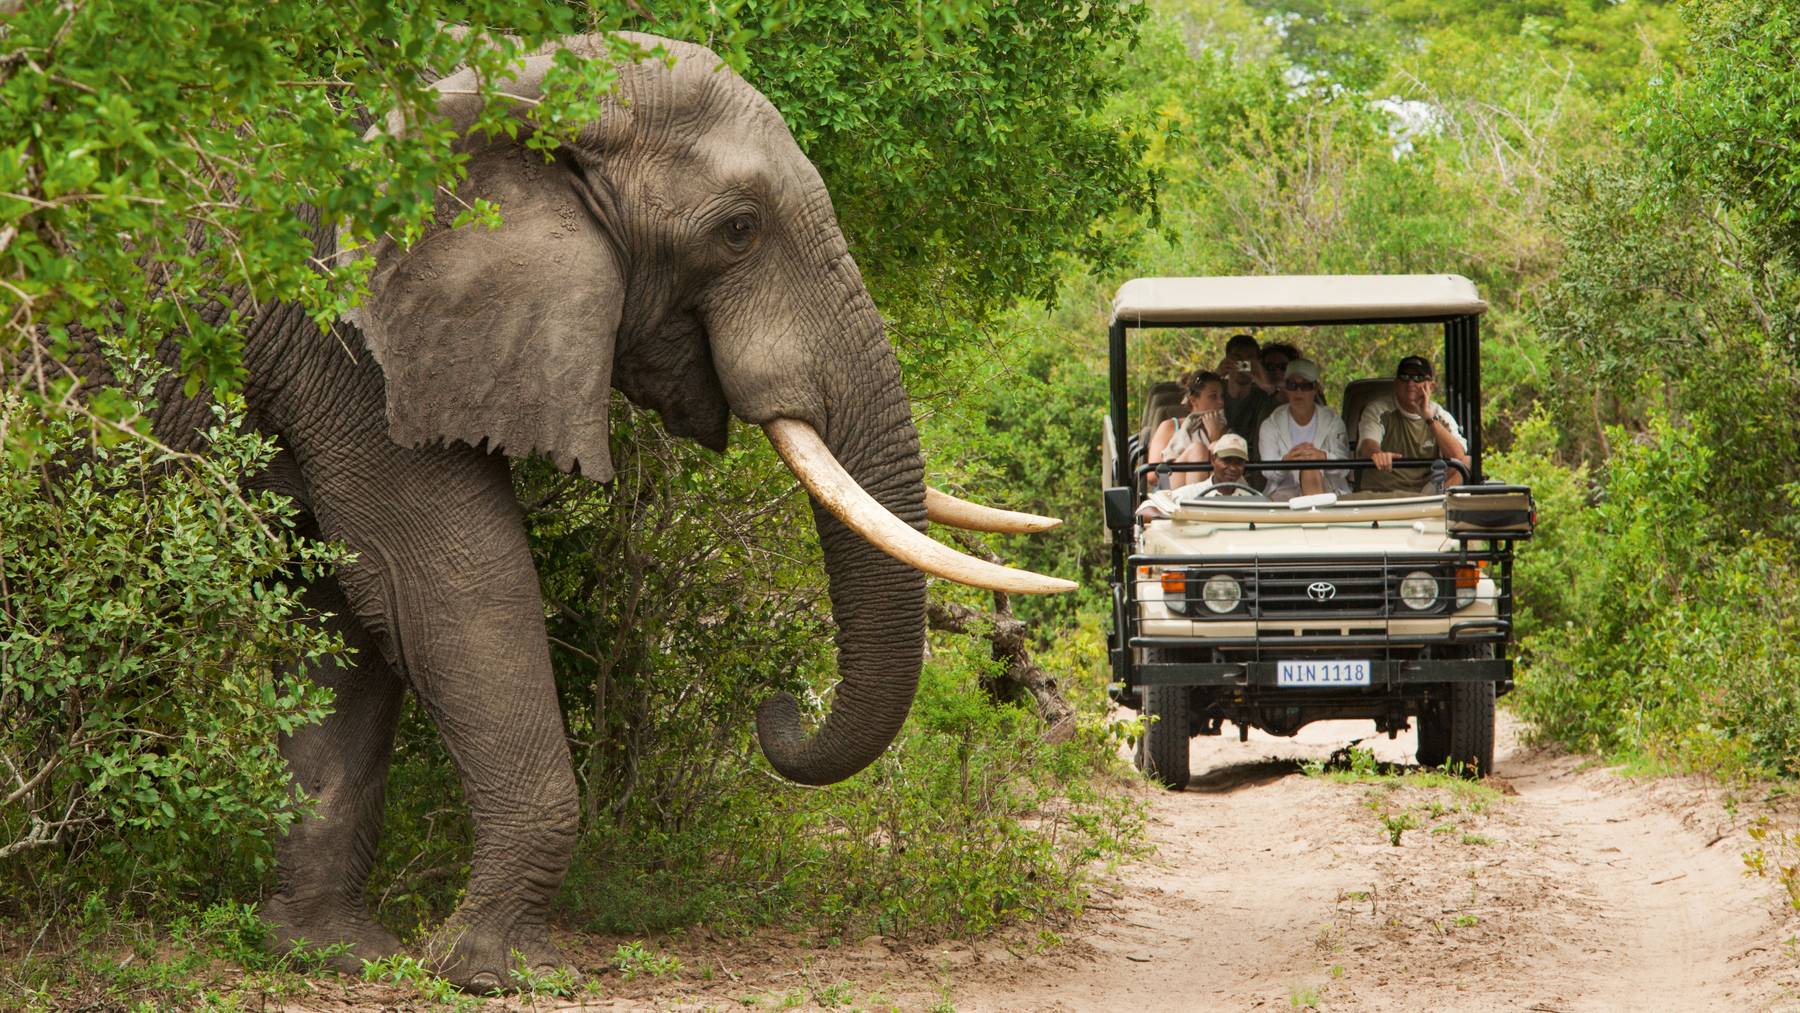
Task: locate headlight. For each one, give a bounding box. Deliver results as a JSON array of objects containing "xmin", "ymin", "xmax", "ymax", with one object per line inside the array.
[
  {"xmin": 1399, "ymin": 570, "xmax": 1439, "ymax": 611},
  {"xmin": 1202, "ymin": 574, "xmax": 1242, "ymax": 614}
]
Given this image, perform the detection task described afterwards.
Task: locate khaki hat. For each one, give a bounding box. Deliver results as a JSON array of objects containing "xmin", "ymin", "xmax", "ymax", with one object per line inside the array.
[
  {"xmin": 1211, "ymin": 433, "xmax": 1250, "ymax": 461},
  {"xmin": 1286, "ymin": 359, "xmax": 1322, "ymax": 385}
]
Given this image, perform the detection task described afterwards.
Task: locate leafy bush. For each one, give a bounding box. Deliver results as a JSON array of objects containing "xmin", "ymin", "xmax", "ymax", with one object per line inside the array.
[
  {"xmin": 550, "ymin": 623, "xmax": 1144, "ymax": 941},
  {"xmin": 0, "ymin": 388, "xmax": 343, "ymax": 914},
  {"xmin": 1499, "ymin": 412, "xmax": 1800, "ymax": 776}
]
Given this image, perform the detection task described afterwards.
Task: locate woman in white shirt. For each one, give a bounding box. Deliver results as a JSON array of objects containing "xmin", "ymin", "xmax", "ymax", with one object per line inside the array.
[
  {"xmin": 1257, "ymin": 359, "xmax": 1350, "ymax": 501},
  {"xmin": 1147, "ymin": 369, "xmax": 1227, "ymax": 490}
]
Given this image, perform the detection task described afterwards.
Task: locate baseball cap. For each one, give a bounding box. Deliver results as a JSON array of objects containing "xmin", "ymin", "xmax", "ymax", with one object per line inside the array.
[
  {"xmin": 1395, "ymin": 355, "xmax": 1434, "ymax": 379},
  {"xmin": 1211, "ymin": 433, "xmax": 1250, "ymax": 461},
  {"xmin": 1286, "ymin": 359, "xmax": 1322, "ymax": 385}
]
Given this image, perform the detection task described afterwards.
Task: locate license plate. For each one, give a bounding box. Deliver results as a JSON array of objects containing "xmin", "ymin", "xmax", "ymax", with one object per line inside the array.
[{"xmin": 1277, "ymin": 659, "xmax": 1371, "ymax": 687}]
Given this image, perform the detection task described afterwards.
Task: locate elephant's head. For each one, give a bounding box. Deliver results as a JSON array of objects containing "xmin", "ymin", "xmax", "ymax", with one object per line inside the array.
[{"xmin": 344, "ymin": 33, "xmax": 1068, "ymax": 786}]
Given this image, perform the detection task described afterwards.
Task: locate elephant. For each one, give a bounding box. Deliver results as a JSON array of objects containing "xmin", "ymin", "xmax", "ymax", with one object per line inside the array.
[{"xmin": 120, "ymin": 32, "xmax": 1071, "ymax": 990}]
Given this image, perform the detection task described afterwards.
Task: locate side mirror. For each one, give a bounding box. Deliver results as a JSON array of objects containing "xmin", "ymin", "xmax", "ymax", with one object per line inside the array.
[
  {"xmin": 1103, "ymin": 486, "xmax": 1134, "ymax": 532},
  {"xmin": 1445, "ymin": 484, "xmax": 1534, "ymax": 538}
]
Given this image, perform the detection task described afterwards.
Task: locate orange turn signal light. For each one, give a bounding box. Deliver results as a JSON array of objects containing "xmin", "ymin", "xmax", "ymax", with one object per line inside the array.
[
  {"xmin": 1455, "ymin": 565, "xmax": 1481, "ymax": 590},
  {"xmin": 1160, "ymin": 570, "xmax": 1187, "ymax": 595}
]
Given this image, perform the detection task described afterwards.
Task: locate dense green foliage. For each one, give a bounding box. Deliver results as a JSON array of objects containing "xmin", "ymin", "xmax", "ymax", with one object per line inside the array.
[
  {"xmin": 0, "ymin": 385, "xmax": 342, "ymax": 904},
  {"xmin": 1497, "ymin": 415, "xmax": 1800, "ymax": 774}
]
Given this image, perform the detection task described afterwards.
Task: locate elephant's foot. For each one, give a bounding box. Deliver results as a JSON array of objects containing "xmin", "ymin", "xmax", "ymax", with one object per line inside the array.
[
  {"xmin": 261, "ymin": 893, "xmax": 403, "ymax": 976},
  {"xmin": 424, "ymin": 910, "xmax": 565, "ymax": 993}
]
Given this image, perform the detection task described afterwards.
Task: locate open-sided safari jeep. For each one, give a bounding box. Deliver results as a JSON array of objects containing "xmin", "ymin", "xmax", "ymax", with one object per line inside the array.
[{"xmin": 1100, "ymin": 276, "xmax": 1535, "ymax": 787}]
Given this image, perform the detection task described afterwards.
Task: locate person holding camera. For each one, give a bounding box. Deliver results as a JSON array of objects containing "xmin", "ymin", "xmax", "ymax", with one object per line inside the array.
[
  {"xmin": 1258, "ymin": 359, "xmax": 1350, "ymax": 501},
  {"xmin": 1217, "ymin": 333, "xmax": 1278, "ymax": 465},
  {"xmin": 1147, "ymin": 368, "xmax": 1228, "ymax": 490},
  {"xmin": 1355, "ymin": 355, "xmax": 1469, "ymax": 495}
]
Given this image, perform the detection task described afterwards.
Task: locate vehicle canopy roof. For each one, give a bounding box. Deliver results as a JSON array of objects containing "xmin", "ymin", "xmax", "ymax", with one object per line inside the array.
[{"xmin": 1110, "ymin": 274, "xmax": 1486, "ymax": 328}]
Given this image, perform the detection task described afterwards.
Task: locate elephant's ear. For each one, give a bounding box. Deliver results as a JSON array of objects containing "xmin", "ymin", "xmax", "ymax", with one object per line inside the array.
[{"xmin": 352, "ymin": 138, "xmax": 623, "ymax": 481}]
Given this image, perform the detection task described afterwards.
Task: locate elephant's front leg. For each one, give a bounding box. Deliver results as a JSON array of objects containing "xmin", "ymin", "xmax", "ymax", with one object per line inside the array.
[{"xmin": 309, "ymin": 444, "xmax": 579, "ymax": 992}]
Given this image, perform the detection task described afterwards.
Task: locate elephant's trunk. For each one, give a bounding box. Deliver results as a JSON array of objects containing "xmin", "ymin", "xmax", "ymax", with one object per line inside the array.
[{"xmin": 755, "ymin": 383, "xmax": 927, "ymax": 786}]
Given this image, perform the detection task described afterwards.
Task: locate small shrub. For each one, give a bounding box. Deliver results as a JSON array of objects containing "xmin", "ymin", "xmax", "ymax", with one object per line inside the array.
[{"xmin": 0, "ymin": 390, "xmax": 344, "ymax": 918}]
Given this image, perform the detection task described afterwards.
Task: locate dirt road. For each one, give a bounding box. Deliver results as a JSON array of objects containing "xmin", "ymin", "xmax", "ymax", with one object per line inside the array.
[
  {"xmin": 930, "ymin": 714, "xmax": 1800, "ymax": 1013},
  {"xmin": 533, "ymin": 713, "xmax": 1799, "ymax": 1012},
  {"xmin": 287, "ymin": 714, "xmax": 1799, "ymax": 1011}
]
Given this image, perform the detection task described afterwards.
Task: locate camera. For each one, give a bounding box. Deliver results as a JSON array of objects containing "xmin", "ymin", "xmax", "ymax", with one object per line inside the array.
[{"xmin": 1234, "ymin": 360, "xmax": 1253, "ymax": 373}]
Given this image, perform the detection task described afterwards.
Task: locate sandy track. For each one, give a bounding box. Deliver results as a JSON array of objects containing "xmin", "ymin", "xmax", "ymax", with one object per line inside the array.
[
  {"xmin": 286, "ymin": 714, "xmax": 1800, "ymax": 1011},
  {"xmin": 935, "ymin": 714, "xmax": 1798, "ymax": 1013}
]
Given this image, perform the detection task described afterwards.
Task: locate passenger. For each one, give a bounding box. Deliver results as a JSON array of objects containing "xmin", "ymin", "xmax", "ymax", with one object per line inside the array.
[
  {"xmin": 1217, "ymin": 333, "xmax": 1278, "ymax": 462},
  {"xmin": 1356, "ymin": 355, "xmax": 1470, "ymax": 496},
  {"xmin": 1147, "ymin": 369, "xmax": 1227, "ymax": 490},
  {"xmin": 1258, "ymin": 359, "xmax": 1350, "ymax": 501},
  {"xmin": 1186, "ymin": 433, "xmax": 1256, "ymax": 496},
  {"xmin": 1259, "ymin": 342, "xmax": 1302, "ymax": 411}
]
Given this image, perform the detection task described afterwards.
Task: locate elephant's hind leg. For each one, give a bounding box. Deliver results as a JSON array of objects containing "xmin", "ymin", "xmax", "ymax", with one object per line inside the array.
[{"xmin": 262, "ymin": 577, "xmax": 406, "ymax": 973}]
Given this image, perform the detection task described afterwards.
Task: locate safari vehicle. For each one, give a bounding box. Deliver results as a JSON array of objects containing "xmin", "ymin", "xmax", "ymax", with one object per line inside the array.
[{"xmin": 1100, "ymin": 275, "xmax": 1534, "ymax": 787}]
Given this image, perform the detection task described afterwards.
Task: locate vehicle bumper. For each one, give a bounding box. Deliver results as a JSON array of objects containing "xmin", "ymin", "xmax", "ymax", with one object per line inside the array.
[{"xmin": 1134, "ymin": 657, "xmax": 1509, "ymax": 689}]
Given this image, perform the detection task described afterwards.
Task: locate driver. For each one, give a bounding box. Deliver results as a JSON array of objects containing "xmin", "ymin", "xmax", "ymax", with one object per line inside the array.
[
  {"xmin": 1355, "ymin": 355, "xmax": 1470, "ymax": 496},
  {"xmin": 1135, "ymin": 432, "xmax": 1256, "ymax": 520},
  {"xmin": 1187, "ymin": 433, "xmax": 1255, "ymax": 497}
]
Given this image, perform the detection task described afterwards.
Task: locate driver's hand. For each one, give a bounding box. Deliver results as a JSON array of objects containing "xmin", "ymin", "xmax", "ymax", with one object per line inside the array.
[{"xmin": 1372, "ymin": 450, "xmax": 1398, "ymax": 471}]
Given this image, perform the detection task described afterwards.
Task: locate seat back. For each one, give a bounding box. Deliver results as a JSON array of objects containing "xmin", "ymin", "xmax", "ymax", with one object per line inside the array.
[
  {"xmin": 1338, "ymin": 377, "xmax": 1392, "ymax": 491},
  {"xmin": 1135, "ymin": 380, "xmax": 1185, "ymax": 456},
  {"xmin": 1339, "ymin": 378, "xmax": 1392, "ymax": 448}
]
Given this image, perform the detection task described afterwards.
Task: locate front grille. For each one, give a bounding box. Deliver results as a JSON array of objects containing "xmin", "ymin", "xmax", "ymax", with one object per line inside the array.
[
  {"xmin": 1180, "ymin": 562, "xmax": 1454, "ymax": 619},
  {"xmin": 1253, "ymin": 565, "xmax": 1391, "ymax": 616}
]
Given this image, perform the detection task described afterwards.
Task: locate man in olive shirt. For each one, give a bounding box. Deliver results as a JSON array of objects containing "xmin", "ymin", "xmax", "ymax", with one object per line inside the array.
[{"xmin": 1356, "ymin": 355, "xmax": 1470, "ymax": 496}]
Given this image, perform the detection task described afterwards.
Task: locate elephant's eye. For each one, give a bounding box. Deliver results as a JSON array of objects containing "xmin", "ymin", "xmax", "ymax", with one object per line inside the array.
[{"xmin": 722, "ymin": 213, "xmax": 759, "ymax": 251}]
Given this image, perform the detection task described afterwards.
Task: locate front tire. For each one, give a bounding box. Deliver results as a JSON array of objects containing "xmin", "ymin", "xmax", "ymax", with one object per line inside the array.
[
  {"xmin": 1418, "ymin": 645, "xmax": 1496, "ymax": 776},
  {"xmin": 1135, "ymin": 651, "xmax": 1191, "ymax": 789}
]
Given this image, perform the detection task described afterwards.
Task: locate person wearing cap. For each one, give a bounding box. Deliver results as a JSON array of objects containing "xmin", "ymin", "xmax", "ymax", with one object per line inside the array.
[
  {"xmin": 1355, "ymin": 355, "xmax": 1469, "ymax": 496},
  {"xmin": 1258, "ymin": 358, "xmax": 1350, "ymax": 501},
  {"xmin": 1187, "ymin": 433, "xmax": 1256, "ymax": 496}
]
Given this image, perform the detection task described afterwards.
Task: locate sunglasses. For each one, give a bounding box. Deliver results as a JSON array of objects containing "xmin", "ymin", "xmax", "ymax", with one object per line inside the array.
[
  {"xmin": 1284, "ymin": 380, "xmax": 1315, "ymax": 391},
  {"xmin": 1263, "ymin": 360, "xmax": 1289, "ymax": 372},
  {"xmin": 1397, "ymin": 372, "xmax": 1432, "ymax": 383}
]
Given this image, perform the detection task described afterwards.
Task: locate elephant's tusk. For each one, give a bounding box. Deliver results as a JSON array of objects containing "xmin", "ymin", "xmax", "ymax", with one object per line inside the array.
[
  {"xmin": 763, "ymin": 419, "xmax": 1077, "ymax": 595},
  {"xmin": 924, "ymin": 487, "xmax": 1062, "ymax": 534}
]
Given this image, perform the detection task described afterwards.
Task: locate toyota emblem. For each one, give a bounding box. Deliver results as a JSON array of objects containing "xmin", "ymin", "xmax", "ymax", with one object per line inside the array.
[{"xmin": 1306, "ymin": 581, "xmax": 1337, "ymax": 602}]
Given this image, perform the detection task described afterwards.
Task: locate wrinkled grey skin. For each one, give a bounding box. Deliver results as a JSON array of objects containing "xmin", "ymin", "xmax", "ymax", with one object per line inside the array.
[{"xmin": 146, "ymin": 34, "xmax": 927, "ymax": 989}]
